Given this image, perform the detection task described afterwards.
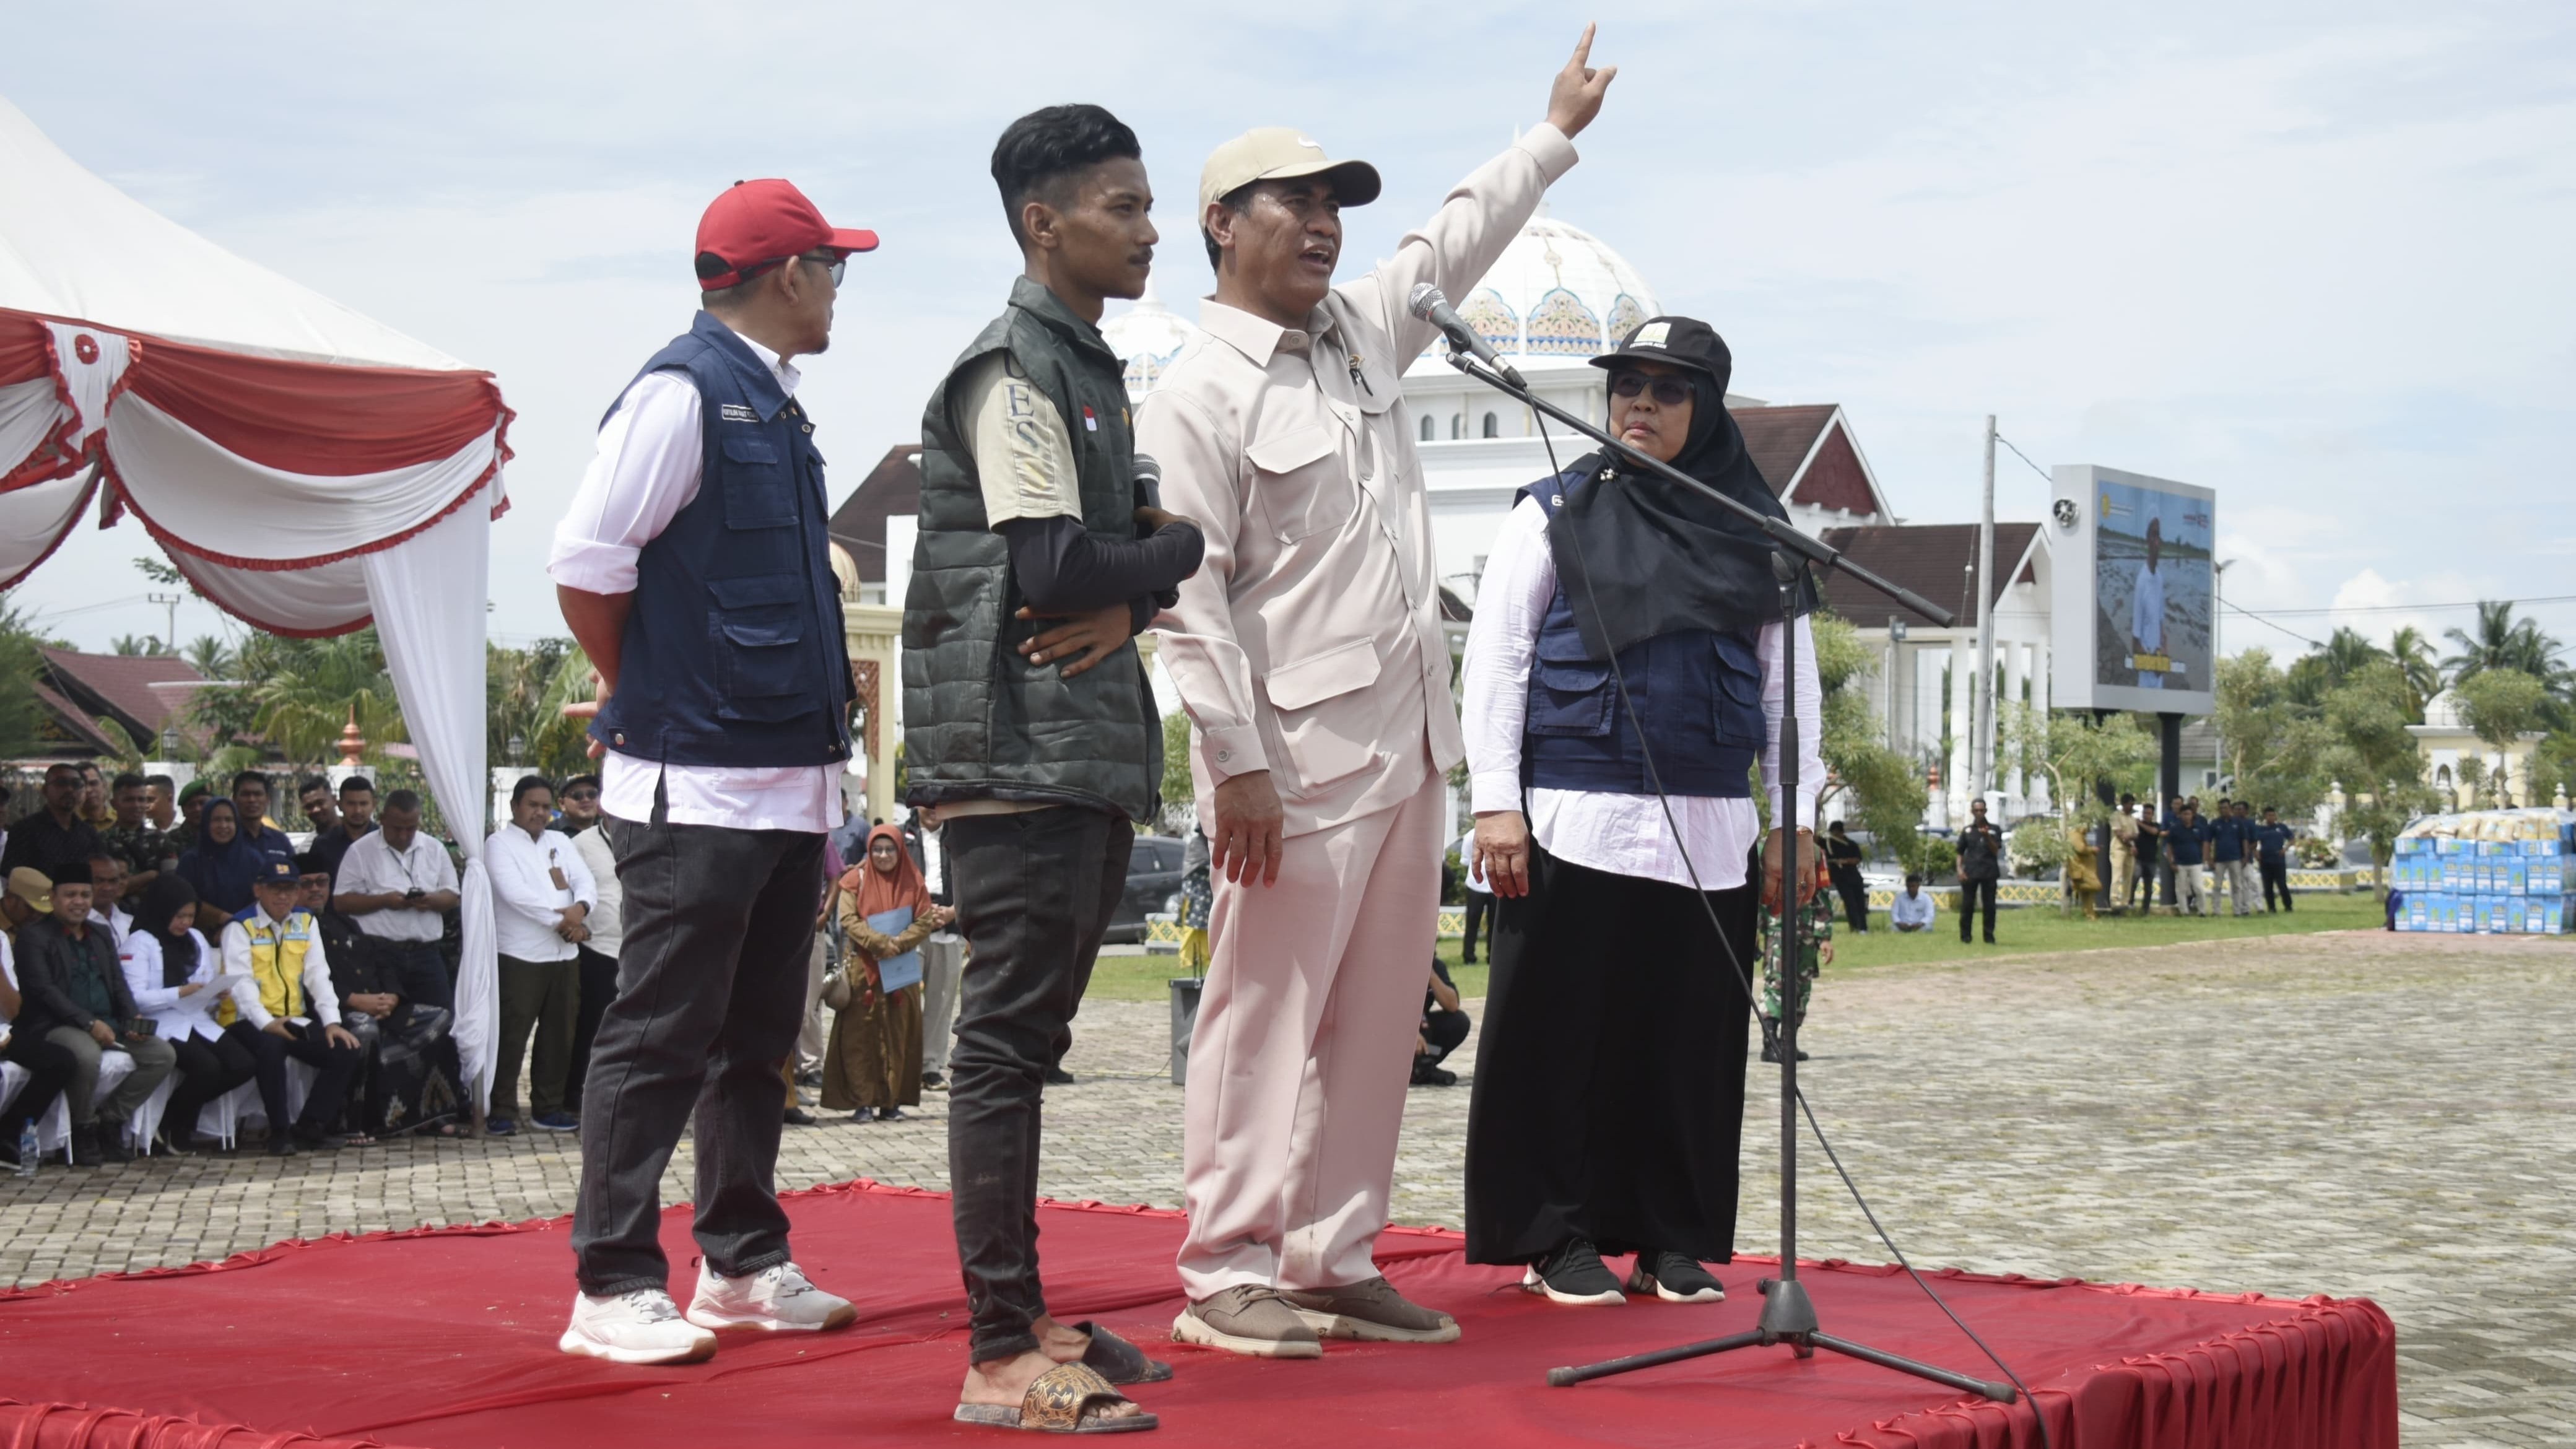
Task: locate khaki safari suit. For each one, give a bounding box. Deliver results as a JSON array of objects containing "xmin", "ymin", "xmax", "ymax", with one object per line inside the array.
[{"xmin": 1142, "ymin": 123, "xmax": 1578, "ymax": 1299}]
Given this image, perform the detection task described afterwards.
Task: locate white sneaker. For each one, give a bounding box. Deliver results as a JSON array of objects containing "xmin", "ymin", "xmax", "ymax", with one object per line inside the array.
[
  {"xmin": 558, "ymin": 1289, "xmax": 718, "ymax": 1365},
  {"xmin": 684, "ymin": 1260, "xmax": 856, "ymax": 1333}
]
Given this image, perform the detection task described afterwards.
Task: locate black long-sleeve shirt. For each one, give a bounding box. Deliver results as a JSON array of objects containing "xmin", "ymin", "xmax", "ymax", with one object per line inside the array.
[{"xmin": 1001, "ymin": 513, "xmax": 1205, "ymax": 636}]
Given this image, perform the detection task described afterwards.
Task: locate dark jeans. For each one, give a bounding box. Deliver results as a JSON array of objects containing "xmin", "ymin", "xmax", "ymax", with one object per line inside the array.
[
  {"xmin": 373, "ymin": 938, "xmax": 455, "ymax": 1011},
  {"xmin": 1830, "ymin": 865, "xmax": 1870, "ymax": 931},
  {"xmin": 1461, "ymin": 891, "xmax": 1491, "ymax": 963},
  {"xmin": 1957, "ymin": 877, "xmax": 1997, "ymax": 942},
  {"xmin": 944, "ymin": 806, "xmax": 1131, "ymax": 1364},
  {"xmin": 494, "ymin": 953, "xmax": 578, "ymax": 1120},
  {"xmin": 2261, "ymin": 859, "xmax": 2294, "ymax": 912},
  {"xmin": 1417, "ymin": 1008, "xmax": 1471, "ymax": 1070},
  {"xmin": 564, "ymin": 944, "xmax": 619, "ymax": 1115},
  {"xmin": 165, "ymin": 1031, "xmax": 257, "ymax": 1144},
  {"xmin": 225, "ymin": 1019, "xmax": 360, "ymax": 1133},
  {"xmin": 570, "ymin": 796, "xmax": 823, "ymax": 1297},
  {"xmin": 1, "ymin": 1030, "xmax": 77, "ymax": 1152}
]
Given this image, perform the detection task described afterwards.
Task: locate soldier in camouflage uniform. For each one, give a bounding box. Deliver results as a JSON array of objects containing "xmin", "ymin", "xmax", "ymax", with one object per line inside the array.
[{"xmin": 97, "ymin": 772, "xmax": 175, "ymax": 905}]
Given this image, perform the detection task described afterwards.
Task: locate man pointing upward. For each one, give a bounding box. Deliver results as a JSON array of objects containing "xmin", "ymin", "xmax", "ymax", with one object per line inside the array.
[{"xmin": 1140, "ymin": 27, "xmax": 1615, "ymax": 1357}]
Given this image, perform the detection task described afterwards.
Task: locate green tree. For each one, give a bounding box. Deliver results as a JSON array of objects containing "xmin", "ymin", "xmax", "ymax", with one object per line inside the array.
[
  {"xmin": 110, "ymin": 633, "xmax": 166, "ymax": 657},
  {"xmin": 2442, "ymin": 601, "xmax": 2565, "ymax": 690},
  {"xmin": 2387, "ymin": 625, "xmax": 2442, "ymax": 722},
  {"xmin": 0, "ymin": 602, "xmax": 50, "ymax": 764},
  {"xmin": 2214, "ymin": 648, "xmax": 2333, "ymax": 817},
  {"xmin": 1999, "ymin": 704, "xmax": 2157, "ymax": 913},
  {"xmin": 1810, "ymin": 612, "xmax": 1930, "ymax": 871},
  {"xmin": 487, "ymin": 638, "xmax": 595, "ymax": 779},
  {"xmin": 2453, "ymin": 668, "xmax": 2549, "ymax": 806},
  {"xmin": 1162, "ymin": 712, "xmax": 1195, "ymax": 807},
  {"xmin": 242, "ymin": 629, "xmax": 407, "ymax": 764},
  {"xmin": 2320, "ymin": 663, "xmax": 2440, "ymax": 897}
]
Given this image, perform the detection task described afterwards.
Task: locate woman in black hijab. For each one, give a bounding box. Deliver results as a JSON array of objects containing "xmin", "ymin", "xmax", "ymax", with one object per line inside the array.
[
  {"xmin": 121, "ymin": 874, "xmax": 256, "ymax": 1154},
  {"xmin": 1458, "ymin": 315, "xmax": 1824, "ymax": 1306}
]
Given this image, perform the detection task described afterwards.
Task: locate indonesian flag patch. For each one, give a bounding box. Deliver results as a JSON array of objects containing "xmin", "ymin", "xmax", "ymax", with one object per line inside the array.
[{"xmin": 1082, "ymin": 405, "xmax": 1098, "ymax": 432}]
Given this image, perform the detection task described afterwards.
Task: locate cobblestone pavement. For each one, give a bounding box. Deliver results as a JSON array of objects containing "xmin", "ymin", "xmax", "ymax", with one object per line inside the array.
[{"xmin": 3, "ymin": 930, "xmax": 2568, "ymax": 1445}]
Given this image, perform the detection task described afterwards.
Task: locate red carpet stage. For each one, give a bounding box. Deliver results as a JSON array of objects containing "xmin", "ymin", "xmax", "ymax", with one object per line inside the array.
[{"xmin": 0, "ymin": 1181, "xmax": 2394, "ymax": 1448}]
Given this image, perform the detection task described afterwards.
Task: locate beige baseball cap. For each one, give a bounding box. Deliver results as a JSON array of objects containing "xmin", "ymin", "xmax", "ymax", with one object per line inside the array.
[{"xmin": 1197, "ymin": 128, "xmax": 1383, "ymax": 215}]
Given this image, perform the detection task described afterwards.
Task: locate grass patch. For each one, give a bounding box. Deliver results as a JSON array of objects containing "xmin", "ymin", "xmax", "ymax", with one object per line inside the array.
[
  {"xmin": 1084, "ymin": 891, "xmax": 2389, "ymax": 1001},
  {"xmin": 1829, "ymin": 887, "xmax": 2385, "ymax": 970}
]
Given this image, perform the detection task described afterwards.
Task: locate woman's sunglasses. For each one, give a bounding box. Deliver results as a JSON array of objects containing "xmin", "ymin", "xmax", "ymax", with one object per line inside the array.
[{"xmin": 1608, "ymin": 372, "xmax": 1692, "ymax": 406}]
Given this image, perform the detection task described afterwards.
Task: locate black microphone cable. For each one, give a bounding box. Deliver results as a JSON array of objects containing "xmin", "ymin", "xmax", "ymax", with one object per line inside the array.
[{"xmin": 1516, "ymin": 417, "xmax": 2054, "ymax": 1448}]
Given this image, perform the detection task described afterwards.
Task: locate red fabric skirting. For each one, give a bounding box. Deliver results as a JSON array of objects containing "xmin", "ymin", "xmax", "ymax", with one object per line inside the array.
[{"xmin": 0, "ymin": 1181, "xmax": 2396, "ymax": 1449}]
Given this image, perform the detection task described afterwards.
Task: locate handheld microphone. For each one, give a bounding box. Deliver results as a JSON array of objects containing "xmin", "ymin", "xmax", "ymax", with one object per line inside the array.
[{"xmin": 1408, "ymin": 282, "xmax": 1526, "ymax": 389}]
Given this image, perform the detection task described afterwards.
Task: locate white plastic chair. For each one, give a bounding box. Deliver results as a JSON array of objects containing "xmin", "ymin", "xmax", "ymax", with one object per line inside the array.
[
  {"xmin": 126, "ymin": 1072, "xmax": 175, "ymax": 1154},
  {"xmin": 41, "ymin": 1049, "xmax": 136, "ymax": 1164},
  {"xmin": 0, "ymin": 1060, "xmax": 27, "ymax": 1121}
]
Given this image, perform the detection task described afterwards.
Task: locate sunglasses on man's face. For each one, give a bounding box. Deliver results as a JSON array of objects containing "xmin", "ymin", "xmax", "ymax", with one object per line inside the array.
[
  {"xmin": 1608, "ymin": 372, "xmax": 1692, "ymax": 407},
  {"xmin": 564, "ymin": 790, "xmax": 599, "ymax": 804}
]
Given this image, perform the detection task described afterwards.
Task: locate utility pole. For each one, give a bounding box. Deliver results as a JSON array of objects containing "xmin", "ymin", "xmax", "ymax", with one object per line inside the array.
[
  {"xmin": 2211, "ymin": 558, "xmax": 2233, "ymax": 791},
  {"xmin": 147, "ymin": 592, "xmax": 181, "ymax": 653},
  {"xmin": 1973, "ymin": 415, "xmax": 1998, "ymax": 803}
]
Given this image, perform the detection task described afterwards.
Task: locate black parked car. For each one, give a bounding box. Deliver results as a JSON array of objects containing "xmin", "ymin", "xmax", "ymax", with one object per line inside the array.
[{"xmin": 1106, "ymin": 835, "xmax": 1187, "ymax": 944}]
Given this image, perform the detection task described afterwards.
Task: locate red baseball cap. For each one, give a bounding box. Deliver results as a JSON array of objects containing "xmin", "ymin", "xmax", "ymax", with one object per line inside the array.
[{"xmin": 694, "ymin": 178, "xmax": 879, "ymax": 289}]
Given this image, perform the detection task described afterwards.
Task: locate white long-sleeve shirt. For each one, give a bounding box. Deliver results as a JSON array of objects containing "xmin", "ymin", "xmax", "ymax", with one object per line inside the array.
[
  {"xmin": 220, "ymin": 909, "xmax": 341, "ymax": 1030},
  {"xmin": 484, "ymin": 824, "xmax": 598, "ymax": 963},
  {"xmin": 1460, "ymin": 495, "xmax": 1822, "ymax": 892},
  {"xmin": 572, "ymin": 826, "xmax": 624, "ymax": 959},
  {"xmin": 545, "ymin": 325, "xmax": 843, "ymax": 834},
  {"xmin": 121, "ymin": 929, "xmax": 225, "ymax": 1043}
]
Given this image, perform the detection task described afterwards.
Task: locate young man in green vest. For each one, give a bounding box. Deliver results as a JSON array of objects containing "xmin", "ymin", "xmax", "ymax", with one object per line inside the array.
[{"xmin": 904, "ymin": 103, "xmax": 1204, "ymax": 1434}]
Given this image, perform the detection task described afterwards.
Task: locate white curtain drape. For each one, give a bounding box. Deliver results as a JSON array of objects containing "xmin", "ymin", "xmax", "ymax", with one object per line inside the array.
[
  {"xmin": 360, "ymin": 495, "xmax": 498, "ymax": 1109},
  {"xmin": 107, "ymin": 399, "xmax": 503, "ymax": 567},
  {"xmin": 0, "ymin": 466, "xmax": 94, "ymax": 586}
]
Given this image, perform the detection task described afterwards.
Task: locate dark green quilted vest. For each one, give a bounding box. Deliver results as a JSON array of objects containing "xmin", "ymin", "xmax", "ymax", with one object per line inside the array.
[{"xmin": 901, "ymin": 276, "xmax": 1160, "ymax": 823}]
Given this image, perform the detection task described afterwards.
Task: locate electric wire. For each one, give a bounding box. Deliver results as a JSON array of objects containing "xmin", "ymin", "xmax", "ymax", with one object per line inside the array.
[
  {"xmin": 1525, "ymin": 402, "xmax": 2056, "ymax": 1448},
  {"xmin": 1993, "ymin": 432, "xmax": 2054, "ymax": 487}
]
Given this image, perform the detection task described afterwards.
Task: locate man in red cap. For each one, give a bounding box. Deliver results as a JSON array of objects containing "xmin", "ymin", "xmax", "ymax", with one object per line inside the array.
[{"xmin": 548, "ymin": 178, "xmax": 874, "ymax": 1365}]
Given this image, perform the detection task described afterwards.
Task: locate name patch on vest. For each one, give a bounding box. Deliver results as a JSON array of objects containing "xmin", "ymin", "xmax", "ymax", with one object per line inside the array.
[{"xmin": 718, "ymin": 402, "xmax": 760, "ymax": 423}]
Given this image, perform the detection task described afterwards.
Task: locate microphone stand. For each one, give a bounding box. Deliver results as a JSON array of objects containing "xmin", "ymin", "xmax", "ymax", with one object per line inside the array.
[{"xmin": 1440, "ymin": 353, "xmax": 2014, "ymax": 1406}]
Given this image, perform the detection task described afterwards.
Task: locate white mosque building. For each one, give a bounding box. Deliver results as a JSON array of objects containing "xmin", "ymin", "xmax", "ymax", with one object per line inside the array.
[{"xmin": 836, "ymin": 212, "xmax": 2073, "ymax": 824}]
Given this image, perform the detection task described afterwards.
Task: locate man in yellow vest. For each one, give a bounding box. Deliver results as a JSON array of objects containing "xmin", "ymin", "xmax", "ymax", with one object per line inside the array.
[{"xmin": 220, "ymin": 858, "xmax": 363, "ymax": 1156}]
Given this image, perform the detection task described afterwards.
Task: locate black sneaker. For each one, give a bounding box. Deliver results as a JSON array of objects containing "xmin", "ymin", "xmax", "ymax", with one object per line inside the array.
[
  {"xmin": 1410, "ymin": 1061, "xmax": 1458, "ymax": 1087},
  {"xmin": 783, "ymin": 1107, "xmax": 816, "ymax": 1127},
  {"xmin": 874, "ymin": 1107, "xmax": 907, "ymax": 1122},
  {"xmin": 95, "ymin": 1127, "xmax": 136, "ymax": 1164},
  {"xmin": 1523, "ymin": 1239, "xmax": 1624, "ymax": 1305},
  {"xmin": 1043, "ymin": 1066, "xmax": 1075, "ymax": 1086},
  {"xmin": 1759, "ymin": 1040, "xmax": 1810, "ymax": 1063},
  {"xmin": 1627, "ymin": 1250, "xmax": 1725, "ymax": 1303}
]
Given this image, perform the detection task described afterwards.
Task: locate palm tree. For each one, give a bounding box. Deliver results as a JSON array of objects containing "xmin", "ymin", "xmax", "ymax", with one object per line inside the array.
[
  {"xmin": 2443, "ymin": 600, "xmax": 2565, "ymax": 685},
  {"xmin": 237, "ymin": 629, "xmax": 408, "ymax": 762},
  {"xmin": 2388, "ymin": 626, "xmax": 2442, "ymax": 721},
  {"xmin": 2321, "ymin": 627, "xmax": 2388, "ymax": 685}
]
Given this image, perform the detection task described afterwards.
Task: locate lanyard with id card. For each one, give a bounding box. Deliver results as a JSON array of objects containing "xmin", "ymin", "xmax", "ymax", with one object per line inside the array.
[{"xmin": 547, "ymin": 846, "xmax": 570, "ymax": 892}]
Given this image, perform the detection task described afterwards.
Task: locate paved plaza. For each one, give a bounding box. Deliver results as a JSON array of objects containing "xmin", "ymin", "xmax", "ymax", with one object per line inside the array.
[{"xmin": 3, "ymin": 928, "xmax": 2569, "ymax": 1445}]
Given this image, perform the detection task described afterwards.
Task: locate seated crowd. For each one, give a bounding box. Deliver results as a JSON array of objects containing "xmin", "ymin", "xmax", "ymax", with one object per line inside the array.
[{"xmin": 1, "ymin": 768, "xmax": 471, "ymax": 1164}]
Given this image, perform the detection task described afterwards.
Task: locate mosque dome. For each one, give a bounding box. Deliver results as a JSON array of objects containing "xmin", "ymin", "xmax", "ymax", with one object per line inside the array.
[
  {"xmin": 1100, "ymin": 281, "xmax": 1200, "ymax": 402},
  {"xmin": 1407, "ymin": 209, "xmax": 1661, "ymax": 376},
  {"xmin": 2422, "ymin": 689, "xmax": 2465, "ymax": 731}
]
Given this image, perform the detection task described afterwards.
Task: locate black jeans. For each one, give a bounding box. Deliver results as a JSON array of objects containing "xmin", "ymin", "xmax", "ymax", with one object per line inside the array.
[
  {"xmin": 2260, "ymin": 859, "xmax": 2294, "ymax": 912},
  {"xmin": 564, "ymin": 944, "xmax": 619, "ymax": 1115},
  {"xmin": 165, "ymin": 1031, "xmax": 257, "ymax": 1144},
  {"xmin": 1, "ymin": 1030, "xmax": 76, "ymax": 1152},
  {"xmin": 944, "ymin": 806, "xmax": 1131, "ymax": 1364},
  {"xmin": 1417, "ymin": 1008, "xmax": 1471, "ymax": 1070},
  {"xmin": 1461, "ymin": 892, "xmax": 1491, "ymax": 963},
  {"xmin": 225, "ymin": 1019, "xmax": 361, "ymax": 1133},
  {"xmin": 1957, "ymin": 877, "xmax": 1997, "ymax": 942},
  {"xmin": 570, "ymin": 796, "xmax": 823, "ymax": 1297}
]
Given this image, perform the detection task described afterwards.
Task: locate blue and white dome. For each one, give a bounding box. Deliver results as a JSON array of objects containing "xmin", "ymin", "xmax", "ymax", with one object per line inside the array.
[{"xmin": 1408, "ymin": 211, "xmax": 1660, "ymax": 376}]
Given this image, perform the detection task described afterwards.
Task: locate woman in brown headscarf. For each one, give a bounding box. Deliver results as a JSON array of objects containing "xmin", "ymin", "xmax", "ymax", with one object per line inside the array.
[{"xmin": 822, "ymin": 825, "xmax": 951, "ymax": 1121}]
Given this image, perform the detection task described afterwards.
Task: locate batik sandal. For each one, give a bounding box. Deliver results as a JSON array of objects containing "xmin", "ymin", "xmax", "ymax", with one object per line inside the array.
[
  {"xmin": 1075, "ymin": 1321, "xmax": 1174, "ymax": 1384},
  {"xmin": 952, "ymin": 1362, "xmax": 1158, "ymax": 1434}
]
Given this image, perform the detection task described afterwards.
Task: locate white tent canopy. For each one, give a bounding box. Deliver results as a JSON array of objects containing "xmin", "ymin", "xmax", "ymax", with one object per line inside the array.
[{"xmin": 1, "ymin": 93, "xmax": 509, "ymax": 1110}]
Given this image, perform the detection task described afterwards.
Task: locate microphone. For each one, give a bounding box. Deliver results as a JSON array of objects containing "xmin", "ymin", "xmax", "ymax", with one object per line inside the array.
[{"xmin": 1408, "ymin": 282, "xmax": 1526, "ymax": 389}]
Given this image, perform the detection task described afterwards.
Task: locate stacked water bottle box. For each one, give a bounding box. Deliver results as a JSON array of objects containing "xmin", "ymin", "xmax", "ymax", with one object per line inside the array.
[{"xmin": 2391, "ymin": 808, "xmax": 2576, "ymax": 934}]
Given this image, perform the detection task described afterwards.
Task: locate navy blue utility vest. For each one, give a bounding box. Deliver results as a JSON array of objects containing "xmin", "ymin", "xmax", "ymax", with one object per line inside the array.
[
  {"xmin": 589, "ymin": 312, "xmax": 854, "ymax": 769},
  {"xmin": 1521, "ymin": 471, "xmax": 1764, "ymax": 798}
]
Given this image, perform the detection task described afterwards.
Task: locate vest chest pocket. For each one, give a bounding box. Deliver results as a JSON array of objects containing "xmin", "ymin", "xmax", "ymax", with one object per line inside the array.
[
  {"xmin": 1247, "ymin": 424, "xmax": 1354, "ymax": 544},
  {"xmin": 707, "ymin": 575, "xmax": 812, "ymax": 720},
  {"xmin": 1526, "ymin": 656, "xmax": 1614, "ymax": 736},
  {"xmin": 1712, "ymin": 632, "xmax": 1765, "ymax": 747},
  {"xmin": 720, "ymin": 436, "xmax": 796, "ymax": 529}
]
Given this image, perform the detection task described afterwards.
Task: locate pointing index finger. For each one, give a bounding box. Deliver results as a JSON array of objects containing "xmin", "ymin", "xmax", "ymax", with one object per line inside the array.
[{"xmin": 1570, "ymin": 21, "xmax": 1595, "ymax": 70}]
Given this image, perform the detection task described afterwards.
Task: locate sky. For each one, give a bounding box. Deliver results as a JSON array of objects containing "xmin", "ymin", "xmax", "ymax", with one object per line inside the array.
[{"xmin": 6, "ymin": 1, "xmax": 2572, "ymax": 666}]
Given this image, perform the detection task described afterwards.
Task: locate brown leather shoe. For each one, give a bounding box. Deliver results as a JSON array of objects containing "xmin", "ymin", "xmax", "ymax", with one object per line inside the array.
[
  {"xmin": 1172, "ymin": 1284, "xmax": 1323, "ymax": 1359},
  {"xmin": 1281, "ymin": 1276, "xmax": 1460, "ymax": 1343}
]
